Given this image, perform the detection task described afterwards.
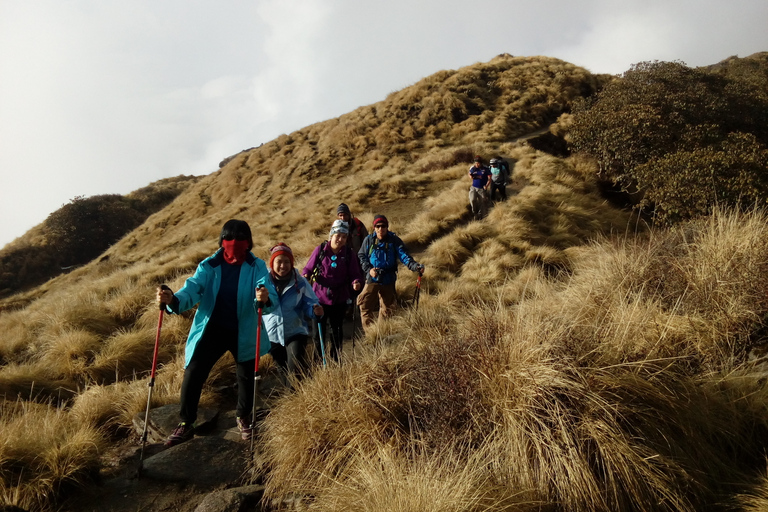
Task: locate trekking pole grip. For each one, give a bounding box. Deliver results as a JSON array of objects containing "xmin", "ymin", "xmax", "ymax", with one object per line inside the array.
[
  {"xmin": 256, "ymin": 284, "xmax": 266, "ymax": 308},
  {"xmin": 158, "ymin": 284, "xmax": 171, "ymax": 311}
]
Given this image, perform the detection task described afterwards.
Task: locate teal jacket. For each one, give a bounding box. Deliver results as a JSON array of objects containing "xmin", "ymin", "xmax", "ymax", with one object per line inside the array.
[{"xmin": 166, "ymin": 249, "xmax": 277, "ymax": 367}]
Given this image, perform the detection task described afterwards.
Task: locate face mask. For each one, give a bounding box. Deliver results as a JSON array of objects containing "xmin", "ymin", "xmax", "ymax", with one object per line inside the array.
[{"xmin": 221, "ymin": 239, "xmax": 249, "ymax": 265}]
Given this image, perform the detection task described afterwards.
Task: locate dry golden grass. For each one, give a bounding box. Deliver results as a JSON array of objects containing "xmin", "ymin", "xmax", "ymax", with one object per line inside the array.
[
  {"xmin": 300, "ymin": 444, "xmax": 535, "ymax": 512},
  {"xmin": 259, "ymin": 205, "xmax": 768, "ymax": 511},
  {"xmin": 263, "ymin": 241, "xmax": 768, "ymax": 510},
  {"xmin": 0, "ymin": 400, "xmax": 104, "ymax": 511}
]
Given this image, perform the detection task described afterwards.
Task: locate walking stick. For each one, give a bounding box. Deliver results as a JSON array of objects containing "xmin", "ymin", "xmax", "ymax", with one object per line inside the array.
[
  {"xmin": 413, "ymin": 269, "xmax": 423, "ymax": 310},
  {"xmin": 250, "ymin": 285, "xmax": 265, "ymax": 454},
  {"xmin": 138, "ymin": 284, "xmax": 170, "ymax": 478},
  {"xmin": 351, "ymin": 297, "xmax": 358, "ymax": 356},
  {"xmin": 317, "ymin": 316, "xmax": 327, "ymax": 369}
]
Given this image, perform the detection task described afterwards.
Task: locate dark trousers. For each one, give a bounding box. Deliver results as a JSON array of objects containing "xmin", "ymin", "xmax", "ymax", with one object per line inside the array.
[
  {"xmin": 269, "ymin": 334, "xmax": 308, "ymax": 375},
  {"xmin": 179, "ymin": 326, "xmax": 254, "ymax": 424},
  {"xmin": 490, "ymin": 182, "xmax": 507, "ymax": 201},
  {"xmin": 317, "ymin": 303, "xmax": 346, "ymax": 362}
]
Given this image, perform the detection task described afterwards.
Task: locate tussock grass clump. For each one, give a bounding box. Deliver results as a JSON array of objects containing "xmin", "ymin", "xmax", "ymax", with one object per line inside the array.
[
  {"xmin": 303, "ymin": 445, "xmax": 522, "ymax": 512},
  {"xmin": 0, "ymin": 400, "xmax": 104, "ymax": 511},
  {"xmin": 557, "ymin": 208, "xmax": 768, "ymax": 371},
  {"xmin": 69, "ymin": 356, "xmax": 189, "ymax": 432}
]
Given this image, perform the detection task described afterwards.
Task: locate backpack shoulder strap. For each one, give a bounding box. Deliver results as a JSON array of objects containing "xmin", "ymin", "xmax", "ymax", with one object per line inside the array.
[
  {"xmin": 309, "ymin": 241, "xmax": 327, "ymax": 284},
  {"xmin": 367, "ymin": 234, "xmax": 375, "ymax": 257}
]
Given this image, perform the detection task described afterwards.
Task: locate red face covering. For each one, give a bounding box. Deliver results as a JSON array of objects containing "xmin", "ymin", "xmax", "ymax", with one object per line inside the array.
[{"xmin": 221, "ymin": 239, "xmax": 249, "ymax": 265}]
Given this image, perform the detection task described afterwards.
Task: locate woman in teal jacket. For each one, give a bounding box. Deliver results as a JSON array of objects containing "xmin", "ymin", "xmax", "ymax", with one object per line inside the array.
[{"xmin": 156, "ymin": 219, "xmax": 277, "ymax": 445}]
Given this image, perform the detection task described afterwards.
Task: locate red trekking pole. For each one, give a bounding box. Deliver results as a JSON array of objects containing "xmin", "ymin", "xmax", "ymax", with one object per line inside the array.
[
  {"xmin": 138, "ymin": 284, "xmax": 170, "ymax": 478},
  {"xmin": 250, "ymin": 285, "xmax": 265, "ymax": 454}
]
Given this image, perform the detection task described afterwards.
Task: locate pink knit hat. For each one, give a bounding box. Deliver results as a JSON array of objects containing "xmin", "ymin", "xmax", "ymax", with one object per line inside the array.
[{"xmin": 269, "ymin": 242, "xmax": 294, "ymax": 269}]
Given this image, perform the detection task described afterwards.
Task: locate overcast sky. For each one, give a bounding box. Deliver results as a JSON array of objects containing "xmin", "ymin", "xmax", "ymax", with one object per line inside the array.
[{"xmin": 1, "ymin": 0, "xmax": 766, "ymax": 248}]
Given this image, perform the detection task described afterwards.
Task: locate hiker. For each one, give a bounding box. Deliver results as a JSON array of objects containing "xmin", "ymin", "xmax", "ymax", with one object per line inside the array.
[
  {"xmin": 263, "ymin": 242, "xmax": 323, "ymax": 378},
  {"xmin": 336, "ymin": 203, "xmax": 368, "ymax": 253},
  {"xmin": 156, "ymin": 219, "xmax": 277, "ymax": 446},
  {"xmin": 357, "ymin": 215, "xmax": 424, "ymax": 332},
  {"xmin": 489, "ymin": 156, "xmax": 510, "ymax": 201},
  {"xmin": 468, "ymin": 155, "xmax": 491, "ymax": 219},
  {"xmin": 336, "ymin": 203, "xmax": 368, "ymax": 331},
  {"xmin": 302, "ymin": 219, "xmax": 364, "ymax": 362}
]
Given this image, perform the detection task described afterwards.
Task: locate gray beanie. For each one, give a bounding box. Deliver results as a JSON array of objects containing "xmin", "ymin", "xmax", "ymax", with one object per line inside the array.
[{"xmin": 329, "ymin": 219, "xmax": 350, "ymax": 239}]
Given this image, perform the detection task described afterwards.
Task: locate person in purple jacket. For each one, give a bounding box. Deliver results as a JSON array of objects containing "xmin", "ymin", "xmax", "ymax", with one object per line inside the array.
[{"xmin": 302, "ymin": 220, "xmax": 364, "ymax": 362}]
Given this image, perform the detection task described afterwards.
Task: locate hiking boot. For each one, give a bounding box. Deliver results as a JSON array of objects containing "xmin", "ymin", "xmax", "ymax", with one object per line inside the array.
[
  {"xmin": 164, "ymin": 422, "xmax": 194, "ymax": 447},
  {"xmin": 236, "ymin": 417, "xmax": 254, "ymax": 441}
]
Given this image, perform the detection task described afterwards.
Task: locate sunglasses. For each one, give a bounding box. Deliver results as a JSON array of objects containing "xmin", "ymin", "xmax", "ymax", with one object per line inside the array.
[
  {"xmin": 223, "ymin": 234, "xmax": 248, "ymax": 241},
  {"xmin": 374, "ymin": 224, "xmax": 388, "ymax": 229}
]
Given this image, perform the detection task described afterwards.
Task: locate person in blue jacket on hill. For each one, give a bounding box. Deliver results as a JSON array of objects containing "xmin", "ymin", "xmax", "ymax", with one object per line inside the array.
[
  {"xmin": 468, "ymin": 155, "xmax": 491, "ymax": 219},
  {"xmin": 263, "ymin": 242, "xmax": 323, "ymax": 378},
  {"xmin": 156, "ymin": 219, "xmax": 277, "ymax": 446},
  {"xmin": 356, "ymin": 215, "xmax": 424, "ymax": 332}
]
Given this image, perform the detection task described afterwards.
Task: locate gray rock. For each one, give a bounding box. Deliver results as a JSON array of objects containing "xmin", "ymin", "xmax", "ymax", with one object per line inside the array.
[
  {"xmin": 140, "ymin": 436, "xmax": 247, "ymax": 486},
  {"xmin": 133, "ymin": 404, "xmax": 219, "ymax": 443},
  {"xmin": 193, "ymin": 485, "xmax": 265, "ymax": 512}
]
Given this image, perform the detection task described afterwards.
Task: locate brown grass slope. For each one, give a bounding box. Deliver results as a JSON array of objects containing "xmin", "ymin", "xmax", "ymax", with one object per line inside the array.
[
  {"xmin": 262, "ymin": 209, "xmax": 768, "ymax": 512},
  {"xmin": 7, "ymin": 52, "xmax": 753, "ymax": 511},
  {"xmin": 0, "ymin": 175, "xmax": 201, "ymax": 303}
]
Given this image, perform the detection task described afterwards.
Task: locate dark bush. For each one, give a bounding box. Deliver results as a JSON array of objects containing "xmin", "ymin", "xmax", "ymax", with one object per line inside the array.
[
  {"xmin": 44, "ymin": 195, "xmax": 145, "ymax": 266},
  {"xmin": 570, "ymin": 59, "xmax": 768, "ymax": 224},
  {"xmin": 0, "ymin": 176, "xmax": 199, "ymax": 296}
]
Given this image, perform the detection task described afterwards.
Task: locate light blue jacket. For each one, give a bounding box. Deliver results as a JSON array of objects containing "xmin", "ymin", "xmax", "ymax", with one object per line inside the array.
[
  {"xmin": 166, "ymin": 250, "xmax": 277, "ymax": 367},
  {"xmin": 263, "ymin": 270, "xmax": 319, "ymax": 345}
]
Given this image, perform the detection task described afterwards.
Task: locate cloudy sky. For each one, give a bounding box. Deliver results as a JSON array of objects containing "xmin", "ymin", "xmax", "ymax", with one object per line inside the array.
[{"xmin": 1, "ymin": 0, "xmax": 766, "ymax": 248}]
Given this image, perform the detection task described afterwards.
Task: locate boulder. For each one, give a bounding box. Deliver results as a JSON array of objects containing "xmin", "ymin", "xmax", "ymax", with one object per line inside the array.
[
  {"xmin": 139, "ymin": 436, "xmax": 247, "ymax": 486},
  {"xmin": 193, "ymin": 485, "xmax": 265, "ymax": 512}
]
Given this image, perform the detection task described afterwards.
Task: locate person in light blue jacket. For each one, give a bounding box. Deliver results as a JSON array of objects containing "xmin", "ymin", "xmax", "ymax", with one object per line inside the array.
[
  {"xmin": 156, "ymin": 219, "xmax": 277, "ymax": 446},
  {"xmin": 264, "ymin": 243, "xmax": 323, "ymax": 377}
]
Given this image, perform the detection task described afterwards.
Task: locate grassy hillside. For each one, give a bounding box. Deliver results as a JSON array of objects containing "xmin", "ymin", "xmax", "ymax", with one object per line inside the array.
[
  {"xmin": 261, "ymin": 208, "xmax": 768, "ymax": 512},
  {"xmin": 0, "ymin": 175, "xmax": 201, "ymax": 302},
  {"xmin": 3, "ymin": 53, "xmax": 768, "ymax": 511}
]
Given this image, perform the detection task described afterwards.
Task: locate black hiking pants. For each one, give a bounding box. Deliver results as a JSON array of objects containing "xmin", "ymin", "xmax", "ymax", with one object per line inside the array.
[
  {"xmin": 490, "ymin": 182, "xmax": 507, "ymax": 201},
  {"xmin": 317, "ymin": 303, "xmax": 346, "ymax": 363},
  {"xmin": 269, "ymin": 334, "xmax": 308, "ymax": 375},
  {"xmin": 179, "ymin": 326, "xmax": 254, "ymax": 424}
]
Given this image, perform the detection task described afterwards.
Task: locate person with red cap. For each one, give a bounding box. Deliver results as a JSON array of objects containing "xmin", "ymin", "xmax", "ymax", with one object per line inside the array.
[
  {"xmin": 357, "ymin": 215, "xmax": 424, "ymax": 332},
  {"xmin": 263, "ymin": 242, "xmax": 323, "ymax": 378},
  {"xmin": 156, "ymin": 219, "xmax": 277, "ymax": 445},
  {"xmin": 303, "ymin": 220, "xmax": 364, "ymax": 362}
]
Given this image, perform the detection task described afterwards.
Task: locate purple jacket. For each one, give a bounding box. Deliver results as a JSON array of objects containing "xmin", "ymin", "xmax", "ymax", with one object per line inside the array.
[{"xmin": 302, "ymin": 242, "xmax": 364, "ymax": 306}]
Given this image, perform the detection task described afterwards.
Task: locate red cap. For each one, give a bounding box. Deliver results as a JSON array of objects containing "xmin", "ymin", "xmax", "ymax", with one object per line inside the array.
[{"xmin": 269, "ymin": 242, "xmax": 294, "ymax": 268}]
